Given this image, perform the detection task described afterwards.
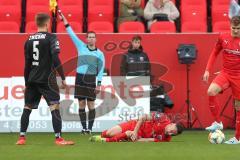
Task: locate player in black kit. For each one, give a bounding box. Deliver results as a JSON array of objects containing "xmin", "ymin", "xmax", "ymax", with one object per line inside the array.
[{"xmin": 16, "ymin": 13, "xmax": 74, "ymax": 145}]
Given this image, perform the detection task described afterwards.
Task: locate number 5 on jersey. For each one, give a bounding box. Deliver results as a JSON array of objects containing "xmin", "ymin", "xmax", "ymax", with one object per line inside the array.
[{"xmin": 33, "ymin": 41, "xmax": 39, "ymax": 66}]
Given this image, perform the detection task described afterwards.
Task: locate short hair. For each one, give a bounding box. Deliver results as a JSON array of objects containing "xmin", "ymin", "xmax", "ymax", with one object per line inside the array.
[
  {"xmin": 132, "ymin": 35, "xmax": 142, "ymax": 41},
  {"xmin": 231, "ymin": 16, "xmax": 240, "ymax": 26},
  {"xmin": 87, "ymin": 31, "xmax": 96, "ymax": 37},
  {"xmin": 35, "ymin": 13, "xmax": 50, "ymax": 27},
  {"xmin": 176, "ymin": 123, "xmax": 184, "ymax": 135}
]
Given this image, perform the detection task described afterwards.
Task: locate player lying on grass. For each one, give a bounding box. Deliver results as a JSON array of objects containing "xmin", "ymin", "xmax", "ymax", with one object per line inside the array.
[{"xmin": 89, "ymin": 112, "xmax": 184, "ymax": 142}]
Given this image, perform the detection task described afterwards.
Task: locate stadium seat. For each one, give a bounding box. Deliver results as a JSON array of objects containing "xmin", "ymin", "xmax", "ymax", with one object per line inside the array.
[
  {"xmin": 88, "ymin": 0, "xmax": 114, "ymax": 23},
  {"xmin": 0, "ymin": 21, "xmax": 19, "ymax": 33},
  {"xmin": 118, "ymin": 21, "xmax": 145, "ymax": 33},
  {"xmin": 0, "ymin": 0, "xmax": 21, "ymax": 25},
  {"xmin": 181, "ymin": 0, "xmax": 206, "ymax": 6},
  {"xmin": 211, "ymin": 0, "xmax": 238, "ymax": 8},
  {"xmin": 58, "ymin": 0, "xmax": 83, "ymax": 23},
  {"xmin": 211, "ymin": 6, "xmax": 229, "ymax": 26},
  {"xmin": 181, "ymin": 22, "xmax": 207, "ymax": 33},
  {"xmin": 57, "ymin": 21, "xmax": 82, "ymax": 33},
  {"xmin": 25, "ymin": 21, "xmax": 51, "ymax": 33},
  {"xmin": 88, "ymin": 21, "xmax": 113, "ymax": 33},
  {"xmin": 212, "ymin": 21, "xmax": 230, "ymax": 33},
  {"xmin": 26, "ymin": 0, "xmax": 51, "ymax": 22},
  {"xmin": 181, "ymin": 0, "xmax": 207, "ymax": 14},
  {"xmin": 181, "ymin": 6, "xmax": 207, "ymax": 23},
  {"xmin": 150, "ymin": 22, "xmax": 176, "ymax": 33}
]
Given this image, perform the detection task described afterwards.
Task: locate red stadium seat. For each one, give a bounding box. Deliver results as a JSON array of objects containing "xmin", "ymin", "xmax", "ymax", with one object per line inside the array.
[
  {"xmin": 25, "ymin": 21, "xmax": 51, "ymax": 33},
  {"xmin": 26, "ymin": 0, "xmax": 51, "ymax": 22},
  {"xmin": 212, "ymin": 21, "xmax": 230, "ymax": 33},
  {"xmin": 181, "ymin": 6, "xmax": 207, "ymax": 23},
  {"xmin": 150, "ymin": 22, "xmax": 176, "ymax": 33},
  {"xmin": 88, "ymin": 0, "xmax": 114, "ymax": 23},
  {"xmin": 181, "ymin": 0, "xmax": 207, "ymax": 14},
  {"xmin": 119, "ymin": 21, "xmax": 145, "ymax": 33},
  {"xmin": 211, "ymin": 6, "xmax": 229, "ymax": 26},
  {"xmin": 57, "ymin": 21, "xmax": 82, "ymax": 33},
  {"xmin": 88, "ymin": 21, "xmax": 113, "ymax": 33},
  {"xmin": 0, "ymin": 21, "xmax": 19, "ymax": 33},
  {"xmin": 181, "ymin": 22, "xmax": 207, "ymax": 33},
  {"xmin": 212, "ymin": 0, "xmax": 238, "ymax": 8},
  {"xmin": 0, "ymin": 0, "xmax": 21, "ymax": 25},
  {"xmin": 58, "ymin": 0, "xmax": 83, "ymax": 23},
  {"xmin": 181, "ymin": 0, "xmax": 206, "ymax": 6}
]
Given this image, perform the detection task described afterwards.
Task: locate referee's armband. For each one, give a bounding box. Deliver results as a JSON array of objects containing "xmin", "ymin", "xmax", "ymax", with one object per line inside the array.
[{"xmin": 97, "ymin": 81, "xmax": 101, "ymax": 86}]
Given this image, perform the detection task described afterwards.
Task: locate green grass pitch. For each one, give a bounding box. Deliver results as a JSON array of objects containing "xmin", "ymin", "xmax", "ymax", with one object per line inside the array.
[{"xmin": 0, "ymin": 130, "xmax": 239, "ymax": 160}]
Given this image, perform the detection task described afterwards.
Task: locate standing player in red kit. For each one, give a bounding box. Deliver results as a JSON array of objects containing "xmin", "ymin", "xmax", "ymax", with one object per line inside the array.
[
  {"xmin": 203, "ymin": 0, "xmax": 240, "ymax": 144},
  {"xmin": 89, "ymin": 113, "xmax": 184, "ymax": 142}
]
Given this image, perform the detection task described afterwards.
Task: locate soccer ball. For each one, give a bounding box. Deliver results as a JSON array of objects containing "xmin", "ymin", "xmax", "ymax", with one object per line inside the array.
[{"xmin": 208, "ymin": 130, "xmax": 225, "ymax": 144}]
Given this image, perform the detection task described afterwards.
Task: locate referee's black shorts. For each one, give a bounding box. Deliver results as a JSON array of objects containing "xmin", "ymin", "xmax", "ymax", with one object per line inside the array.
[
  {"xmin": 74, "ymin": 73, "xmax": 96, "ymax": 101},
  {"xmin": 24, "ymin": 82, "xmax": 60, "ymax": 109}
]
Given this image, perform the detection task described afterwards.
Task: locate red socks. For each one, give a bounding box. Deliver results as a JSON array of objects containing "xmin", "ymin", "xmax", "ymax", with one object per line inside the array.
[
  {"xmin": 106, "ymin": 133, "xmax": 127, "ymax": 142},
  {"xmin": 209, "ymin": 96, "xmax": 221, "ymax": 123},
  {"xmin": 235, "ymin": 111, "xmax": 240, "ymax": 140}
]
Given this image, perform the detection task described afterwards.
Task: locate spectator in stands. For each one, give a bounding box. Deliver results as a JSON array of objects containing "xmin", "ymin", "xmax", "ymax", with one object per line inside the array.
[
  {"xmin": 144, "ymin": 0, "xmax": 179, "ymax": 29},
  {"xmin": 118, "ymin": 0, "xmax": 144, "ymax": 26}
]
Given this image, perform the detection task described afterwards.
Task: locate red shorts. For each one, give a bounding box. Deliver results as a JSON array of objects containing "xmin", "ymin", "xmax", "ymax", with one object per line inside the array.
[
  {"xmin": 212, "ymin": 71, "xmax": 240, "ymax": 99},
  {"xmin": 118, "ymin": 120, "xmax": 137, "ymax": 132}
]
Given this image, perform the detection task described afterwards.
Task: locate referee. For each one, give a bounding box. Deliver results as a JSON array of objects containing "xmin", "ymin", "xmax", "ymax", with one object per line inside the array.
[{"xmin": 59, "ymin": 11, "xmax": 105, "ymax": 134}]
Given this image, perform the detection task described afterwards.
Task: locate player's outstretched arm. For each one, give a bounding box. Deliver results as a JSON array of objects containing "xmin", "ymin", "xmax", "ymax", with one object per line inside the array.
[
  {"xmin": 58, "ymin": 10, "xmax": 85, "ymax": 49},
  {"xmin": 131, "ymin": 114, "xmax": 151, "ymax": 141}
]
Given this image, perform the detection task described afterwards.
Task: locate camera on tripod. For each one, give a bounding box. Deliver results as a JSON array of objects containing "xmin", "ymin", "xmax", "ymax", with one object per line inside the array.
[
  {"xmin": 176, "ymin": 44, "xmax": 202, "ymax": 128},
  {"xmin": 177, "ymin": 44, "xmax": 197, "ymax": 64}
]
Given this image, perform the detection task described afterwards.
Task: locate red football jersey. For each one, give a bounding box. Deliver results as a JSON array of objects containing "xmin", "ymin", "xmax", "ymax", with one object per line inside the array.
[
  {"xmin": 206, "ymin": 33, "xmax": 240, "ymax": 76},
  {"xmin": 138, "ymin": 113, "xmax": 172, "ymax": 142}
]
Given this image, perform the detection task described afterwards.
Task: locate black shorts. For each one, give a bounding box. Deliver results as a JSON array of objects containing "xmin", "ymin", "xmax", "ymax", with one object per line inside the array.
[
  {"xmin": 74, "ymin": 73, "xmax": 96, "ymax": 101},
  {"xmin": 24, "ymin": 82, "xmax": 60, "ymax": 109}
]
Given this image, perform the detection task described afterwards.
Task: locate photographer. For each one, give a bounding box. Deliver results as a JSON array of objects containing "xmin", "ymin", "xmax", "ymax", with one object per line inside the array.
[{"xmin": 120, "ymin": 35, "xmax": 150, "ymax": 76}]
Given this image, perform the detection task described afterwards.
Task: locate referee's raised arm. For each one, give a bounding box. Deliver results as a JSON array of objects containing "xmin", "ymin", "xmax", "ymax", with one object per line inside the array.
[{"xmin": 58, "ymin": 10, "xmax": 85, "ymax": 48}]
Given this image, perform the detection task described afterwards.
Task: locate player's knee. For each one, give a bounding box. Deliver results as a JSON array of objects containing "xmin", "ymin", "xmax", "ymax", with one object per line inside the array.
[
  {"xmin": 87, "ymin": 101, "xmax": 94, "ymax": 109},
  {"xmin": 79, "ymin": 100, "xmax": 86, "ymax": 108},
  {"xmin": 207, "ymin": 89, "xmax": 218, "ymax": 96},
  {"xmin": 87, "ymin": 105, "xmax": 95, "ymax": 110}
]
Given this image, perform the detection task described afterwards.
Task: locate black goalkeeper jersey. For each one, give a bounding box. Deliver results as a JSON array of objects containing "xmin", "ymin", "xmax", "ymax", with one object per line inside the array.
[{"xmin": 24, "ymin": 32, "xmax": 60, "ymax": 84}]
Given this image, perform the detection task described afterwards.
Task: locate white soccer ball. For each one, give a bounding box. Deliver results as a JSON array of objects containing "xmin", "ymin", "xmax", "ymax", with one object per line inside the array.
[{"xmin": 208, "ymin": 130, "xmax": 225, "ymax": 144}]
